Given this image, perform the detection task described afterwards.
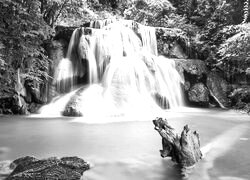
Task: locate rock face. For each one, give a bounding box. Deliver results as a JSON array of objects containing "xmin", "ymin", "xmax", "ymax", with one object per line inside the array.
[
  {"xmin": 4, "ymin": 156, "xmax": 90, "ymax": 180},
  {"xmin": 207, "ymin": 71, "xmax": 231, "ymax": 108},
  {"xmin": 188, "ymin": 83, "xmax": 209, "ymax": 107},
  {"xmin": 153, "ymin": 117, "xmax": 202, "ymax": 167},
  {"xmin": 175, "ymin": 59, "xmax": 207, "ymax": 81},
  {"xmin": 174, "ymin": 59, "xmax": 210, "ymax": 106}
]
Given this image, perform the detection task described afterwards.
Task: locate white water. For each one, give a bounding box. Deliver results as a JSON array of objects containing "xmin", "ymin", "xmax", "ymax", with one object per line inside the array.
[
  {"xmin": 40, "ymin": 20, "xmax": 185, "ymax": 117},
  {"xmin": 38, "ymin": 88, "xmax": 79, "ymax": 117},
  {"xmin": 53, "ymin": 28, "xmax": 80, "ymax": 93}
]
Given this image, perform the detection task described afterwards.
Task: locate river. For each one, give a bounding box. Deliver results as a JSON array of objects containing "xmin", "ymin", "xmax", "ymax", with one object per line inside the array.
[{"xmin": 0, "ymin": 108, "xmax": 249, "ymax": 180}]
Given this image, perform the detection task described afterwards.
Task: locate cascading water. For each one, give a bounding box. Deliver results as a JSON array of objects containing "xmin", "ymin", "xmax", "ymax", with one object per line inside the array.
[
  {"xmin": 53, "ymin": 29, "xmax": 79, "ymax": 93},
  {"xmin": 40, "ymin": 20, "xmax": 185, "ymax": 118}
]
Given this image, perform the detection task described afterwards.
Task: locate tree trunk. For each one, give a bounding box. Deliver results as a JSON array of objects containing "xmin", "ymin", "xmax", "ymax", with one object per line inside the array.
[{"xmin": 153, "ymin": 117, "xmax": 202, "ymax": 167}]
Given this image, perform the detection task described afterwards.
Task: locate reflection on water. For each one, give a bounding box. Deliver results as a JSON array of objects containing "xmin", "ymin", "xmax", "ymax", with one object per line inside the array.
[{"xmin": 0, "ymin": 109, "xmax": 250, "ymax": 180}]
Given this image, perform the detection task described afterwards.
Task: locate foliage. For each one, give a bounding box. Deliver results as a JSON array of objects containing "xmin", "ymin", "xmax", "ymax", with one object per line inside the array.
[
  {"xmin": 124, "ymin": 0, "xmax": 176, "ymax": 27},
  {"xmin": 0, "ymin": 0, "xmax": 52, "ymax": 90},
  {"xmin": 217, "ymin": 24, "xmax": 250, "ymax": 77}
]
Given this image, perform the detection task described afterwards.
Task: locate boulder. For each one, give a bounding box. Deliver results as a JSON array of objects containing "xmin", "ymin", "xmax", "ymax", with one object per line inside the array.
[
  {"xmin": 3, "ymin": 156, "xmax": 90, "ymax": 180},
  {"xmin": 207, "ymin": 72, "xmax": 231, "ymax": 108},
  {"xmin": 28, "ymin": 103, "xmax": 42, "ymax": 113},
  {"xmin": 188, "ymin": 83, "xmax": 209, "ymax": 107},
  {"xmin": 63, "ymin": 88, "xmax": 84, "ymax": 117},
  {"xmin": 12, "ymin": 95, "xmax": 29, "ymax": 115},
  {"xmin": 175, "ymin": 59, "xmax": 207, "ymax": 80},
  {"xmin": 63, "ymin": 105, "xmax": 83, "ymax": 117},
  {"xmin": 0, "ymin": 95, "xmax": 28, "ymax": 115}
]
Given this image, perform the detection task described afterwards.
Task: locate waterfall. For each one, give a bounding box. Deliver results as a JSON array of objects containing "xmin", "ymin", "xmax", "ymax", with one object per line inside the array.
[
  {"xmin": 53, "ymin": 29, "xmax": 80, "ymax": 93},
  {"xmin": 40, "ymin": 20, "xmax": 185, "ymax": 117}
]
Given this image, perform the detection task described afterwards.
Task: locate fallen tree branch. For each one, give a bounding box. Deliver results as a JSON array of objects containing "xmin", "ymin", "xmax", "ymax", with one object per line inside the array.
[{"xmin": 153, "ymin": 117, "xmax": 202, "ymax": 167}]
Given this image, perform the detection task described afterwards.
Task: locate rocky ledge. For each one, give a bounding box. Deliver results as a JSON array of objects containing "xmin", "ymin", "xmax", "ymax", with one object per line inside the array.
[{"xmin": 0, "ymin": 156, "xmax": 90, "ymax": 180}]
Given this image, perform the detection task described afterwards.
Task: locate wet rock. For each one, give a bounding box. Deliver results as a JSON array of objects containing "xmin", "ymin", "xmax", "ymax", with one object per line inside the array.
[
  {"xmin": 175, "ymin": 59, "xmax": 207, "ymax": 80},
  {"xmin": 4, "ymin": 156, "xmax": 90, "ymax": 180},
  {"xmin": 2, "ymin": 108, "xmax": 13, "ymax": 115},
  {"xmin": 153, "ymin": 117, "xmax": 202, "ymax": 167},
  {"xmin": 28, "ymin": 103, "xmax": 42, "ymax": 114},
  {"xmin": 0, "ymin": 95, "xmax": 28, "ymax": 115},
  {"xmin": 63, "ymin": 88, "xmax": 84, "ymax": 117},
  {"xmin": 10, "ymin": 95, "xmax": 29, "ymax": 115},
  {"xmin": 207, "ymin": 72, "xmax": 231, "ymax": 107},
  {"xmin": 188, "ymin": 83, "xmax": 209, "ymax": 107},
  {"xmin": 63, "ymin": 105, "xmax": 83, "ymax": 117}
]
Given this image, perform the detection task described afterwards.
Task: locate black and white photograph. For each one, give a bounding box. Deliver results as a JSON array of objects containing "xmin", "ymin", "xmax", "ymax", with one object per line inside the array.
[{"xmin": 0, "ymin": 0, "xmax": 250, "ymax": 179}]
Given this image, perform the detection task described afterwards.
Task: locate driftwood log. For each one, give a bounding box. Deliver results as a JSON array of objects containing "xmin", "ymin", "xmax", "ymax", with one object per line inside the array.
[
  {"xmin": 153, "ymin": 117, "xmax": 202, "ymax": 167},
  {"xmin": 4, "ymin": 156, "xmax": 90, "ymax": 180}
]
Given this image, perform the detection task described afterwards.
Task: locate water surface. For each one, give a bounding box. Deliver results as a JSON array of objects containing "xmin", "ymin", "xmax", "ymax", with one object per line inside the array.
[{"xmin": 0, "ymin": 108, "xmax": 249, "ymax": 180}]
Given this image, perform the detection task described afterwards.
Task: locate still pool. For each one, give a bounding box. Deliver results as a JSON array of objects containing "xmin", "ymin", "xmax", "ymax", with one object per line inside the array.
[{"xmin": 0, "ymin": 108, "xmax": 249, "ymax": 180}]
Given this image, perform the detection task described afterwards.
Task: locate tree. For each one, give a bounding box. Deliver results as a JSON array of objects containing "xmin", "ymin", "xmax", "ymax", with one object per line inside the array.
[{"xmin": 0, "ymin": 0, "xmax": 52, "ymax": 94}]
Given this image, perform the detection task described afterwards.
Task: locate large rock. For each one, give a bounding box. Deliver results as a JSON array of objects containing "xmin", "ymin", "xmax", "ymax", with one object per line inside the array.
[
  {"xmin": 11, "ymin": 95, "xmax": 29, "ymax": 115},
  {"xmin": 63, "ymin": 88, "xmax": 85, "ymax": 117},
  {"xmin": 0, "ymin": 95, "xmax": 28, "ymax": 115},
  {"xmin": 188, "ymin": 83, "xmax": 209, "ymax": 107},
  {"xmin": 207, "ymin": 72, "xmax": 231, "ymax": 108},
  {"xmin": 175, "ymin": 59, "xmax": 207, "ymax": 82},
  {"xmin": 3, "ymin": 156, "xmax": 90, "ymax": 180}
]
